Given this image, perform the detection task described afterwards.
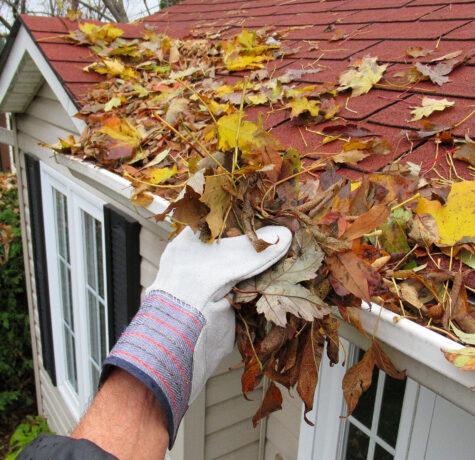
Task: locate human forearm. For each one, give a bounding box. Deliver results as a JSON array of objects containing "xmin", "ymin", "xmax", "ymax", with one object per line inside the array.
[{"xmin": 72, "ymin": 369, "xmax": 169, "ymax": 460}]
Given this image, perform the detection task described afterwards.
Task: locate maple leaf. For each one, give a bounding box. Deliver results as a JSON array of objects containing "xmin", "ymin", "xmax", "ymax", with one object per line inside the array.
[
  {"xmin": 78, "ymin": 23, "xmax": 123, "ymax": 44},
  {"xmin": 287, "ymin": 97, "xmax": 320, "ymax": 118},
  {"xmin": 199, "ymin": 175, "xmax": 232, "ymax": 240},
  {"xmin": 98, "ymin": 116, "xmax": 143, "ymax": 159},
  {"xmin": 442, "ymin": 347, "xmax": 475, "ymax": 371},
  {"xmin": 216, "ymin": 113, "xmax": 258, "ymax": 152},
  {"xmin": 85, "ymin": 59, "xmax": 138, "ymax": 79},
  {"xmin": 413, "ymin": 55, "xmax": 467, "ymax": 86},
  {"xmin": 410, "ymin": 97, "xmax": 454, "ymax": 121},
  {"xmin": 238, "ymin": 230, "xmax": 328, "ymax": 326},
  {"xmin": 415, "ymin": 180, "xmax": 475, "ymax": 246},
  {"xmin": 338, "ymin": 56, "xmax": 388, "ymax": 97}
]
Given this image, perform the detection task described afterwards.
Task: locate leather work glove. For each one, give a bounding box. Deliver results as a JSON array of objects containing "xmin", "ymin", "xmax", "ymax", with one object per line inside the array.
[{"xmin": 101, "ymin": 226, "xmax": 292, "ymax": 447}]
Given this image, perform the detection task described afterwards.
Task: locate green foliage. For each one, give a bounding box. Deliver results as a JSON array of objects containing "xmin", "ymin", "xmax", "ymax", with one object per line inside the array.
[
  {"xmin": 0, "ymin": 174, "xmax": 34, "ymax": 432},
  {"xmin": 5, "ymin": 416, "xmax": 51, "ymax": 460}
]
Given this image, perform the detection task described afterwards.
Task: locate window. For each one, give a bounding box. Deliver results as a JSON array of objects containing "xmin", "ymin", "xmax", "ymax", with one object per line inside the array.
[
  {"xmin": 41, "ymin": 164, "xmax": 108, "ymax": 417},
  {"xmin": 298, "ymin": 340, "xmax": 418, "ymax": 460},
  {"xmin": 340, "ymin": 349, "xmax": 407, "ymax": 460}
]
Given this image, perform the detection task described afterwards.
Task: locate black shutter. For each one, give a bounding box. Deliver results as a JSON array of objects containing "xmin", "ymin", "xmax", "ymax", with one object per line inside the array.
[
  {"xmin": 24, "ymin": 154, "xmax": 56, "ymax": 385},
  {"xmin": 104, "ymin": 205, "xmax": 141, "ymax": 348}
]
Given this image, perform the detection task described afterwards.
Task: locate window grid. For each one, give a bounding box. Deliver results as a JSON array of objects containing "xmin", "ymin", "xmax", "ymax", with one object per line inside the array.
[
  {"xmin": 53, "ymin": 189, "xmax": 78, "ymax": 394},
  {"xmin": 82, "ymin": 211, "xmax": 107, "ymax": 392},
  {"xmin": 345, "ymin": 371, "xmax": 396, "ymax": 458}
]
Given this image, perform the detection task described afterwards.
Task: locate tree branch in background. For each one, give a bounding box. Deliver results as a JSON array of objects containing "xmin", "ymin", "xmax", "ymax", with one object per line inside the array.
[{"xmin": 101, "ymin": 0, "xmax": 128, "ymax": 22}]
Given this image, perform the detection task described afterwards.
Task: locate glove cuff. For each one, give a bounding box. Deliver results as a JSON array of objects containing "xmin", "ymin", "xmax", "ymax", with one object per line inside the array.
[{"xmin": 100, "ymin": 290, "xmax": 206, "ymax": 448}]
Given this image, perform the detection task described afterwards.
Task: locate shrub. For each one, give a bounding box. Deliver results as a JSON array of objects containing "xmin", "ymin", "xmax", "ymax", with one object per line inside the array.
[
  {"xmin": 0, "ymin": 173, "xmax": 35, "ymax": 435},
  {"xmin": 5, "ymin": 416, "xmax": 51, "ymax": 460}
]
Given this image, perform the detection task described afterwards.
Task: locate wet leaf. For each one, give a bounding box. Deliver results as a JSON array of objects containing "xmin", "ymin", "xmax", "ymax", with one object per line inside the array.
[{"xmin": 143, "ymin": 165, "xmax": 177, "ymax": 185}]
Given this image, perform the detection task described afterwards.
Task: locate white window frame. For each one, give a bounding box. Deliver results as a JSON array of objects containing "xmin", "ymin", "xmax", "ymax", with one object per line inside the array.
[
  {"xmin": 298, "ymin": 339, "xmax": 419, "ymax": 460},
  {"xmin": 41, "ymin": 163, "xmax": 108, "ymax": 419}
]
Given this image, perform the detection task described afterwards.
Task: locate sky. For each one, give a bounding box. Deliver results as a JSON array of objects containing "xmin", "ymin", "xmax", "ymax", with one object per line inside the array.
[{"xmin": 0, "ymin": 1, "xmax": 163, "ymax": 36}]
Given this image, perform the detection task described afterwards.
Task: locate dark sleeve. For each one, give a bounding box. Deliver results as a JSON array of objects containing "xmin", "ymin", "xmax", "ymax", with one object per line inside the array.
[{"xmin": 18, "ymin": 434, "xmax": 118, "ymax": 460}]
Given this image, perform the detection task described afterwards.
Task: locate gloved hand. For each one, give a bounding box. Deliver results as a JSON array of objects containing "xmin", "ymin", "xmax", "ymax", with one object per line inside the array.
[{"xmin": 101, "ymin": 226, "xmax": 292, "ymax": 447}]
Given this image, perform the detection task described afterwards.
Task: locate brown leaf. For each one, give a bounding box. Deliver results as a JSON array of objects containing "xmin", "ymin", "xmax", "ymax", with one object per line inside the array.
[
  {"xmin": 297, "ymin": 322, "xmax": 324, "ymax": 423},
  {"xmin": 200, "ymin": 174, "xmax": 232, "ymax": 240},
  {"xmin": 252, "ymin": 382, "xmax": 283, "ymax": 427},
  {"xmin": 453, "ymin": 142, "xmax": 475, "ymax": 166},
  {"xmin": 343, "ymin": 204, "xmax": 390, "ymax": 240},
  {"xmin": 242, "ymin": 356, "xmax": 263, "ymax": 395},
  {"xmin": 156, "ymin": 186, "xmax": 208, "ymax": 231},
  {"xmin": 342, "ymin": 345, "xmax": 375, "ymax": 415},
  {"xmin": 371, "ymin": 341, "xmax": 406, "ymax": 380},
  {"xmin": 323, "ymin": 316, "xmax": 340, "ymax": 365},
  {"xmin": 321, "ymin": 123, "xmax": 379, "ymax": 139},
  {"xmin": 327, "ymin": 251, "xmax": 380, "ymax": 301}
]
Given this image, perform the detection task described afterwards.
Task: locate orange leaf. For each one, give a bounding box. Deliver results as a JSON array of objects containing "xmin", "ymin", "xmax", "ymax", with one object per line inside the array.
[{"xmin": 252, "ymin": 382, "xmax": 283, "ymax": 427}]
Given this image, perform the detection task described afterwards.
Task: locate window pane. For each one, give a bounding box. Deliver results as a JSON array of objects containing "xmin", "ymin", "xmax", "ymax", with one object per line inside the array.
[
  {"xmin": 59, "ymin": 261, "xmax": 73, "ymax": 328},
  {"xmin": 82, "ymin": 210, "xmax": 107, "ymax": 397},
  {"xmin": 352, "ymin": 350, "xmax": 379, "ymax": 427},
  {"xmin": 374, "ymin": 444, "xmax": 393, "ymax": 460},
  {"xmin": 53, "ymin": 188, "xmax": 78, "ymax": 394},
  {"xmin": 88, "ymin": 291, "xmax": 100, "ymax": 365},
  {"xmin": 345, "ymin": 423, "xmax": 369, "ymax": 460},
  {"xmin": 64, "ymin": 328, "xmax": 78, "ymax": 393},
  {"xmin": 54, "ymin": 189, "xmax": 69, "ymax": 261},
  {"xmin": 377, "ymin": 376, "xmax": 406, "ymax": 446}
]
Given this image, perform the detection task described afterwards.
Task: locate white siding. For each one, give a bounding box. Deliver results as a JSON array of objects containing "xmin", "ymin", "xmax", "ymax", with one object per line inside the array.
[{"xmin": 265, "ymin": 390, "xmax": 302, "ymax": 460}]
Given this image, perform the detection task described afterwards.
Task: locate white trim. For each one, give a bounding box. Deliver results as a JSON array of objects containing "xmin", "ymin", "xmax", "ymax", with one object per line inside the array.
[
  {"xmin": 0, "ymin": 26, "xmax": 85, "ymax": 132},
  {"xmin": 40, "ymin": 162, "xmax": 107, "ymax": 419},
  {"xmin": 298, "ymin": 341, "xmax": 420, "ymax": 460}
]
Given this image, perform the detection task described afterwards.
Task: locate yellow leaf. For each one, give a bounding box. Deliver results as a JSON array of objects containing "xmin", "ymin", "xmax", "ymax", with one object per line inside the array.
[
  {"xmin": 207, "ymin": 99, "xmax": 230, "ymax": 115},
  {"xmin": 237, "ymin": 29, "xmax": 257, "ymax": 49},
  {"xmin": 79, "ymin": 23, "xmax": 123, "ymax": 44},
  {"xmin": 415, "ymin": 180, "xmax": 475, "ymax": 245},
  {"xmin": 216, "ymin": 113, "xmax": 258, "ymax": 152},
  {"xmin": 143, "ymin": 165, "xmax": 178, "ymax": 185},
  {"xmin": 247, "ymin": 93, "xmax": 268, "ymax": 105},
  {"xmin": 338, "ymin": 56, "xmax": 388, "ymax": 97},
  {"xmin": 287, "ymin": 97, "xmax": 320, "ymax": 118},
  {"xmin": 99, "ymin": 117, "xmax": 142, "ymax": 147},
  {"xmin": 443, "ymin": 346, "xmax": 475, "ymax": 370},
  {"xmin": 410, "ymin": 97, "xmax": 454, "ymax": 121},
  {"xmin": 104, "ymin": 96, "xmax": 122, "ymax": 112},
  {"xmin": 200, "ymin": 175, "xmax": 232, "ymax": 240},
  {"xmin": 85, "ymin": 59, "xmax": 138, "ymax": 79},
  {"xmin": 224, "ymin": 54, "xmax": 270, "ymax": 71}
]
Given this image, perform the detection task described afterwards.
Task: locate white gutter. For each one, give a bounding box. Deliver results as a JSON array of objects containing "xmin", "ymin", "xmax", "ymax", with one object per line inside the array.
[{"xmin": 56, "ymin": 153, "xmax": 475, "ymax": 414}]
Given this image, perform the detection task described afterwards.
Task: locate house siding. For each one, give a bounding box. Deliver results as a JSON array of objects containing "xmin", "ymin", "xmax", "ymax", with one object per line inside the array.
[{"xmin": 15, "ymin": 81, "xmax": 270, "ymax": 459}]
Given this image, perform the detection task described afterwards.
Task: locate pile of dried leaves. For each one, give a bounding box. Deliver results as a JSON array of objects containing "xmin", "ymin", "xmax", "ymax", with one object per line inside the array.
[{"xmin": 48, "ymin": 23, "xmax": 475, "ymax": 424}]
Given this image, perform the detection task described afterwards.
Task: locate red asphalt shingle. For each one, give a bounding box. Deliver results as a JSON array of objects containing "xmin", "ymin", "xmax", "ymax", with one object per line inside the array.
[{"xmin": 15, "ymin": 0, "xmax": 475, "ymax": 179}]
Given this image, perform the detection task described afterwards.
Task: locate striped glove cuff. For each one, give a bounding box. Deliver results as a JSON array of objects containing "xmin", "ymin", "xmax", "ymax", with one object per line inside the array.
[{"xmin": 101, "ymin": 290, "xmax": 206, "ymax": 447}]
